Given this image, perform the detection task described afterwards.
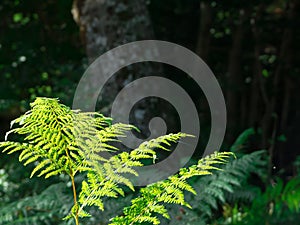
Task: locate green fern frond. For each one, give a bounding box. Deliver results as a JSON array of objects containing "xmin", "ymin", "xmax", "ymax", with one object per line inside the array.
[
  {"xmin": 109, "ymin": 152, "xmax": 234, "ymax": 225},
  {"xmin": 230, "ymin": 127, "xmax": 256, "ymax": 153},
  {"xmin": 175, "ymin": 150, "xmax": 266, "ymax": 223},
  {"xmin": 1, "ymin": 97, "xmax": 145, "ymax": 222},
  {"xmin": 1, "ymin": 98, "xmax": 79, "ymax": 178},
  {"xmin": 0, "ymin": 98, "xmax": 135, "ymax": 179},
  {"xmin": 77, "ymin": 133, "xmax": 189, "ymax": 217}
]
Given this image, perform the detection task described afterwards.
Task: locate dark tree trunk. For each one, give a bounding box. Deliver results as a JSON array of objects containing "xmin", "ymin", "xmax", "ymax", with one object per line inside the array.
[
  {"xmin": 71, "ymin": 0, "xmax": 177, "ymax": 143},
  {"xmin": 72, "ymin": 0, "xmax": 154, "ymax": 62},
  {"xmin": 196, "ymin": 1, "xmax": 212, "ymax": 61},
  {"xmin": 225, "ymin": 9, "xmax": 249, "ymax": 143},
  {"xmin": 276, "ymin": 1, "xmax": 298, "ymax": 175}
]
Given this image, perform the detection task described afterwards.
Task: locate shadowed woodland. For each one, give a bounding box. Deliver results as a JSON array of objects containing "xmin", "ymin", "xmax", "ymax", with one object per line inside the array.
[{"xmin": 0, "ymin": 0, "xmax": 300, "ymax": 224}]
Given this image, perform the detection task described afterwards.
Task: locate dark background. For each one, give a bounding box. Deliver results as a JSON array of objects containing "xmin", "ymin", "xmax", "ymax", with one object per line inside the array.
[{"xmin": 0, "ymin": 0, "xmax": 299, "ymax": 224}]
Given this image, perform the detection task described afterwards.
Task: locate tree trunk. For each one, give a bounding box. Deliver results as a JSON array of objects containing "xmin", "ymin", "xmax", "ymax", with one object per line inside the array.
[
  {"xmin": 71, "ymin": 0, "xmax": 174, "ymax": 143},
  {"xmin": 226, "ymin": 9, "xmax": 249, "ymax": 143},
  {"xmin": 276, "ymin": 1, "xmax": 298, "ymax": 175},
  {"xmin": 196, "ymin": 1, "xmax": 212, "ymax": 61},
  {"xmin": 72, "ymin": 0, "xmax": 154, "ymax": 62}
]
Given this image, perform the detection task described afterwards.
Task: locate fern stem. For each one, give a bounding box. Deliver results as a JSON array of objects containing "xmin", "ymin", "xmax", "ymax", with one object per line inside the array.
[
  {"xmin": 66, "ymin": 148, "xmax": 79, "ymax": 225},
  {"xmin": 70, "ymin": 173, "xmax": 79, "ymax": 225},
  {"xmin": 63, "ymin": 137, "xmax": 79, "ymax": 225}
]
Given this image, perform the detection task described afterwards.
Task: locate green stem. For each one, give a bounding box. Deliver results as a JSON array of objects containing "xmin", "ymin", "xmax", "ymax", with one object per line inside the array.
[
  {"xmin": 65, "ymin": 146, "xmax": 79, "ymax": 225},
  {"xmin": 70, "ymin": 173, "xmax": 79, "ymax": 225}
]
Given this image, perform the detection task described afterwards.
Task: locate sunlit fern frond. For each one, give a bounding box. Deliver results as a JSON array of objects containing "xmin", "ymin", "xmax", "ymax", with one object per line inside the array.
[
  {"xmin": 164, "ymin": 150, "xmax": 266, "ymax": 225},
  {"xmin": 109, "ymin": 152, "xmax": 234, "ymax": 225},
  {"xmin": 0, "ymin": 97, "xmax": 131, "ymax": 179},
  {"xmin": 76, "ymin": 133, "xmax": 190, "ymax": 218},
  {"xmin": 1, "ymin": 98, "xmax": 80, "ymax": 178}
]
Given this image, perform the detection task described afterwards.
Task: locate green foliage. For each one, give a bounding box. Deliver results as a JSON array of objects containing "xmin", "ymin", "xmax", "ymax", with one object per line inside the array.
[
  {"xmin": 230, "ymin": 128, "xmax": 256, "ymax": 153},
  {"xmin": 223, "ymin": 177, "xmax": 300, "ymax": 225},
  {"xmin": 204, "ymin": 129, "xmax": 300, "ymax": 225},
  {"xmin": 195, "ymin": 150, "xmax": 266, "ymax": 215},
  {"xmin": 162, "ymin": 150, "xmax": 266, "ymax": 225},
  {"xmin": 0, "ymin": 183, "xmax": 72, "ymax": 225},
  {"xmin": 0, "ymin": 0, "xmax": 83, "ymax": 113},
  {"xmin": 109, "ymin": 152, "xmax": 233, "ymax": 225},
  {"xmin": 253, "ymin": 177, "xmax": 300, "ymax": 223},
  {"xmin": 159, "ymin": 129, "xmax": 267, "ymax": 225},
  {"xmin": 2, "ymin": 97, "xmax": 115, "ymax": 179},
  {"xmin": 0, "ymin": 98, "xmax": 233, "ymax": 224},
  {"xmin": 75, "ymin": 133, "xmax": 191, "ymax": 219}
]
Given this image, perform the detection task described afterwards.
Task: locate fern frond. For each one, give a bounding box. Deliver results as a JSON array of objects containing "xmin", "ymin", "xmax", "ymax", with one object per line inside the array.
[
  {"xmin": 1, "ymin": 98, "xmax": 78, "ymax": 178},
  {"xmin": 230, "ymin": 127, "xmax": 256, "ymax": 153},
  {"xmin": 109, "ymin": 152, "xmax": 233, "ymax": 225},
  {"xmin": 172, "ymin": 150, "xmax": 266, "ymax": 223},
  {"xmin": 0, "ymin": 98, "xmax": 134, "ymax": 179},
  {"xmin": 77, "ymin": 133, "xmax": 189, "ymax": 217}
]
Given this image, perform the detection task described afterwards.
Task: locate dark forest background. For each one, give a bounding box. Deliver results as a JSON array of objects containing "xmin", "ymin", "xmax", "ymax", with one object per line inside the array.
[{"xmin": 0, "ymin": 0, "xmax": 300, "ymax": 224}]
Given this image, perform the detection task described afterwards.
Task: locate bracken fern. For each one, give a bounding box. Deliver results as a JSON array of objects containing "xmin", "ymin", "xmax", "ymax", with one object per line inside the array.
[
  {"xmin": 109, "ymin": 152, "xmax": 233, "ymax": 225},
  {"xmin": 0, "ymin": 97, "xmax": 233, "ymax": 225}
]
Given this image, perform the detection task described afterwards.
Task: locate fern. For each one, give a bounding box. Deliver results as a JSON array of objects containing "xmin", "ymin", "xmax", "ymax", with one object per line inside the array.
[
  {"xmin": 74, "ymin": 133, "xmax": 191, "ymax": 219},
  {"xmin": 109, "ymin": 152, "xmax": 234, "ymax": 225},
  {"xmin": 162, "ymin": 137, "xmax": 267, "ymax": 225},
  {"xmin": 2, "ymin": 97, "xmax": 90, "ymax": 178},
  {"xmin": 2, "ymin": 97, "xmax": 216, "ymax": 224},
  {"xmin": 230, "ymin": 128, "xmax": 256, "ymax": 153},
  {"xmin": 194, "ymin": 150, "xmax": 266, "ymax": 216},
  {"xmin": 0, "ymin": 98, "xmax": 195, "ymax": 223}
]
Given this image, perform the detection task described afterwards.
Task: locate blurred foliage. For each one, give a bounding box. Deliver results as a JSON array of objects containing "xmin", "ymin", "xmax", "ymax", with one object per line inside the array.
[
  {"xmin": 0, "ymin": 183, "xmax": 73, "ymax": 225},
  {"xmin": 219, "ymin": 177, "xmax": 300, "ymax": 225},
  {"xmin": 0, "ymin": 0, "xmax": 85, "ymax": 114}
]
